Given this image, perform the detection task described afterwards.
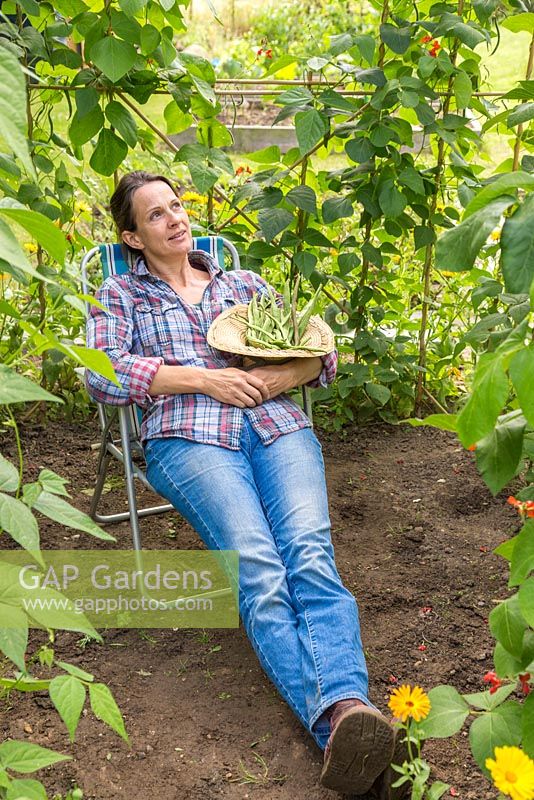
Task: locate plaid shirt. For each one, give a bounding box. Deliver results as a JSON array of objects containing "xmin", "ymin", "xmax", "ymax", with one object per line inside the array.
[{"xmin": 86, "ymin": 250, "xmax": 337, "ymax": 449}]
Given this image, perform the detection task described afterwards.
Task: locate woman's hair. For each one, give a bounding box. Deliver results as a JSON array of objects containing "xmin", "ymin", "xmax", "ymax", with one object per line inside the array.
[{"xmin": 109, "ymin": 171, "xmax": 179, "ymax": 237}]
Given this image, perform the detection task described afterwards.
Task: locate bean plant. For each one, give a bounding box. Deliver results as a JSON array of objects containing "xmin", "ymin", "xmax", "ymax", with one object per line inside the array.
[{"xmin": 0, "ymin": 0, "xmax": 534, "ymax": 795}]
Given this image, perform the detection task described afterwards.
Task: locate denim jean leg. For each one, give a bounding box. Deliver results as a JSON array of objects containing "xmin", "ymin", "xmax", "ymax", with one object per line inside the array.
[
  {"xmin": 144, "ymin": 433, "xmax": 327, "ymax": 748},
  {"xmin": 246, "ymin": 418, "xmax": 371, "ymax": 733}
]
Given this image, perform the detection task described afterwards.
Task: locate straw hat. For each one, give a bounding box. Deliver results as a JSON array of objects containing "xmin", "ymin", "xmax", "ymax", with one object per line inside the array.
[{"xmin": 207, "ymin": 303, "xmax": 335, "ymax": 359}]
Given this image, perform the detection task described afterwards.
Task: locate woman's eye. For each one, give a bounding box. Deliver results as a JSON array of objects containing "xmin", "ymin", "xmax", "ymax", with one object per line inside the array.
[{"xmin": 150, "ymin": 211, "xmax": 161, "ymax": 220}]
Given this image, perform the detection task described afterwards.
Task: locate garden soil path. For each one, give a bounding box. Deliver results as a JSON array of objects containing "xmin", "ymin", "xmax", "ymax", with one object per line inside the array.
[{"xmin": 1, "ymin": 418, "xmax": 517, "ymax": 800}]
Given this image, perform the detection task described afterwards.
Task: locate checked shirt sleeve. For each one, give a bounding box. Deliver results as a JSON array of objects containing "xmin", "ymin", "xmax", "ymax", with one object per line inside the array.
[
  {"xmin": 247, "ymin": 272, "xmax": 338, "ymax": 389},
  {"xmin": 85, "ymin": 279, "xmax": 163, "ymax": 408}
]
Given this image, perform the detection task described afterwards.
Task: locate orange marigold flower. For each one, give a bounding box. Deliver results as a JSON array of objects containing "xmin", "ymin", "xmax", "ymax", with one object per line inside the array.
[{"xmin": 467, "ymin": 444, "xmax": 476, "ymax": 451}]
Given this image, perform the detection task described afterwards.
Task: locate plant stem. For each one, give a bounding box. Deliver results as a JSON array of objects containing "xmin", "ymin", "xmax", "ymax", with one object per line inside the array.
[
  {"xmin": 415, "ymin": 0, "xmax": 464, "ymax": 414},
  {"xmin": 512, "ymin": 30, "xmax": 534, "ymax": 171},
  {"xmin": 6, "ymin": 406, "xmax": 23, "ymax": 496}
]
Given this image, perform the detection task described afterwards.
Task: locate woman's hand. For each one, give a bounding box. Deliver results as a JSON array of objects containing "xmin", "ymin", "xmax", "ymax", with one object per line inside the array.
[
  {"xmin": 200, "ymin": 367, "xmax": 270, "ymax": 408},
  {"xmin": 246, "ymin": 357, "xmax": 323, "ymax": 400}
]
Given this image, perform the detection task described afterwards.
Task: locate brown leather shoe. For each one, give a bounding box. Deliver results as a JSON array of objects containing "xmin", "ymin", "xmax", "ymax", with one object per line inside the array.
[
  {"xmin": 320, "ymin": 701, "xmax": 395, "ymax": 795},
  {"xmin": 355, "ymin": 726, "xmax": 411, "ymax": 800}
]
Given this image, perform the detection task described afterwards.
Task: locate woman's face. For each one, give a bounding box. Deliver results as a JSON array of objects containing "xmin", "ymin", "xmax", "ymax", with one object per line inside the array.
[{"xmin": 122, "ymin": 180, "xmax": 193, "ymax": 261}]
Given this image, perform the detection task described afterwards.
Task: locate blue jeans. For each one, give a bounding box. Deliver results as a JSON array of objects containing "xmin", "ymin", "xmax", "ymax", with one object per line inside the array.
[{"xmin": 144, "ymin": 415, "xmax": 370, "ymax": 750}]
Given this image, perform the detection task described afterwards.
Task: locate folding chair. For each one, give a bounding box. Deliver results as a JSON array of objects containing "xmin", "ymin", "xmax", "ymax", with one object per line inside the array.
[{"xmin": 81, "ymin": 236, "xmax": 313, "ymax": 550}]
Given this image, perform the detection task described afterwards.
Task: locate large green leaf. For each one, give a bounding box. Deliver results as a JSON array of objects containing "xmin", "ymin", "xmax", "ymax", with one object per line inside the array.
[
  {"xmin": 0, "ymin": 454, "xmax": 19, "ymax": 493},
  {"xmin": 454, "ymin": 70, "xmax": 473, "ymax": 109},
  {"xmin": 0, "ymin": 366, "xmax": 61, "ymax": 405},
  {"xmin": 89, "ymin": 682, "xmax": 129, "ymax": 742},
  {"xmin": 0, "ymin": 602, "xmax": 27, "ymax": 671},
  {"xmin": 69, "ymin": 346, "xmax": 121, "ymax": 387},
  {"xmin": 378, "ymin": 181, "xmax": 406, "ymax": 218},
  {"xmin": 68, "ymin": 106, "xmax": 105, "ymax": 147},
  {"xmin": 510, "ymin": 346, "xmax": 534, "ymax": 427},
  {"xmin": 49, "ymin": 675, "xmax": 86, "ymax": 742},
  {"xmin": 285, "ymin": 186, "xmax": 317, "ymax": 216},
  {"xmin": 247, "ymin": 145, "xmax": 281, "ymax": 164},
  {"xmin": 322, "ymin": 196, "xmax": 354, "ymax": 223},
  {"xmin": 501, "ymin": 193, "xmax": 534, "ymax": 294},
  {"xmin": 456, "ymin": 353, "xmax": 508, "ymax": 447},
  {"xmin": 469, "ymin": 703, "xmax": 522, "ymax": 775},
  {"xmin": 91, "ymin": 36, "xmax": 137, "ymax": 83},
  {"xmin": 0, "ymin": 202, "xmax": 67, "ymax": 264},
  {"xmin": 119, "ymin": 0, "xmax": 148, "ymax": 14},
  {"xmin": 0, "ymin": 741, "xmax": 70, "ymax": 773},
  {"xmin": 475, "ymin": 410, "xmax": 526, "ymax": 495},
  {"xmin": 501, "ymin": 13, "xmax": 534, "ymax": 34},
  {"xmin": 463, "ymin": 172, "xmax": 534, "ymax": 217},
  {"xmin": 32, "ymin": 491, "xmax": 115, "ymax": 541},
  {"xmin": 104, "ymin": 101, "xmax": 138, "ymax": 148},
  {"xmin": 188, "ymin": 162, "xmax": 219, "ymax": 194},
  {"xmin": 0, "ymin": 218, "xmax": 50, "ymax": 283},
  {"xmin": 436, "ymin": 196, "xmax": 516, "ymax": 271},
  {"xmin": 163, "ymin": 101, "xmax": 193, "ymax": 135},
  {"xmin": 89, "ymin": 129, "xmax": 128, "ymax": 177},
  {"xmin": 417, "ymin": 685, "xmax": 469, "ymax": 739},
  {"xmin": 489, "ymin": 594, "xmax": 527, "ymax": 659},
  {"xmin": 380, "ymin": 23, "xmax": 412, "ymax": 54},
  {"xmin": 404, "ymin": 414, "xmax": 457, "ymax": 432},
  {"xmin": 510, "ymin": 521, "xmax": 534, "ymax": 587},
  {"xmin": 494, "ymin": 641, "xmax": 523, "ymax": 678},
  {"xmin": 139, "ymin": 23, "xmax": 160, "ymax": 55},
  {"xmin": 0, "ymin": 47, "xmax": 34, "ymax": 176},
  {"xmin": 258, "ymin": 208, "xmax": 294, "ymax": 242},
  {"xmin": 463, "ymin": 684, "xmax": 515, "ymax": 711},
  {"xmin": 508, "ymin": 102, "xmax": 534, "ymax": 127},
  {"xmin": 345, "ymin": 137, "xmax": 374, "ymax": 163},
  {"xmin": 0, "ymin": 492, "xmax": 41, "ymax": 560},
  {"xmin": 295, "ymin": 109, "xmax": 327, "ymax": 155},
  {"xmin": 519, "ymin": 577, "xmax": 534, "ymax": 628},
  {"xmin": 472, "ymin": 0, "xmax": 498, "ymax": 21},
  {"xmin": 6, "ymin": 778, "xmax": 47, "ymax": 800}
]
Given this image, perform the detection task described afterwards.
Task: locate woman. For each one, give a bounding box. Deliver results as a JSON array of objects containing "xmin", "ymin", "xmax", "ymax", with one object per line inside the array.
[{"xmin": 86, "ymin": 171, "xmax": 397, "ymax": 796}]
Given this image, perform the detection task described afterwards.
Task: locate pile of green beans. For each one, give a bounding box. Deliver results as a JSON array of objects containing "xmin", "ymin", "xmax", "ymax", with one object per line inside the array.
[{"xmin": 245, "ymin": 281, "xmax": 324, "ymax": 352}]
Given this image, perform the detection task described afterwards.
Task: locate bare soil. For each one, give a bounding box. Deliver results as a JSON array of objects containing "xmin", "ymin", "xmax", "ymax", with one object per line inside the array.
[{"xmin": 1, "ymin": 417, "xmax": 518, "ymax": 800}]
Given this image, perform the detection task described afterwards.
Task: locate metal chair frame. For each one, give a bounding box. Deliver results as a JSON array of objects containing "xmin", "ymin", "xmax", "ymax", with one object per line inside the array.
[{"xmin": 81, "ymin": 238, "xmax": 313, "ymax": 550}]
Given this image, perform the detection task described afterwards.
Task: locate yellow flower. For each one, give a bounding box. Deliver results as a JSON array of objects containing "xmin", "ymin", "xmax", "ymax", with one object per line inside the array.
[
  {"xmin": 441, "ymin": 271, "xmax": 456, "ymax": 277},
  {"xmin": 74, "ymin": 200, "xmax": 91, "ymax": 214},
  {"xmin": 490, "ymin": 229, "xmax": 501, "ymax": 241},
  {"xmin": 486, "ymin": 746, "xmax": 534, "ymax": 800},
  {"xmin": 23, "ymin": 242, "xmax": 37, "ymax": 254},
  {"xmin": 181, "ymin": 191, "xmax": 205, "ymax": 204},
  {"xmin": 388, "ymin": 684, "xmax": 431, "ymax": 723},
  {"xmin": 391, "ymin": 255, "xmax": 401, "ymax": 264}
]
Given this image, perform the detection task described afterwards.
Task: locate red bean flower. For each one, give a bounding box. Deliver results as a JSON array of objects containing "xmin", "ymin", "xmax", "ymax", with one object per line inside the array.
[
  {"xmin": 483, "ymin": 670, "xmax": 502, "ymax": 694},
  {"xmin": 508, "ymin": 497, "xmax": 534, "ymax": 518}
]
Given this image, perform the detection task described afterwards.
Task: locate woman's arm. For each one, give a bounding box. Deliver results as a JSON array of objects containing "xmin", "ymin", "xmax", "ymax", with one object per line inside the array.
[
  {"xmin": 148, "ymin": 364, "xmax": 270, "ymax": 408},
  {"xmin": 246, "ymin": 357, "xmax": 323, "ymax": 401},
  {"xmin": 87, "ymin": 280, "xmax": 269, "ymax": 409}
]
